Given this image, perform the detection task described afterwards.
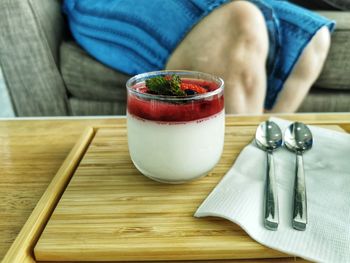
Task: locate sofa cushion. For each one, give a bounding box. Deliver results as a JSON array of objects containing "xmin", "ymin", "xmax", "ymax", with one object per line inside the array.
[
  {"xmin": 315, "ymin": 11, "xmax": 350, "ymax": 91},
  {"xmin": 299, "ymin": 88, "xmax": 350, "ymax": 112},
  {"xmin": 290, "ymin": 0, "xmax": 350, "ymax": 10},
  {"xmin": 322, "ymin": 0, "xmax": 350, "ymax": 10},
  {"xmin": 60, "ymin": 41, "xmax": 130, "ymax": 101},
  {"xmin": 69, "ymin": 97, "xmax": 126, "ymax": 116},
  {"xmin": 290, "ymin": 0, "xmax": 338, "ymax": 10}
]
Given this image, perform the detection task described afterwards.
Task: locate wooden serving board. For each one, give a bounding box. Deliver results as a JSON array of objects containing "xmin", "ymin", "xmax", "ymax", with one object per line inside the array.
[{"xmin": 32, "ymin": 121, "xmax": 344, "ymax": 262}]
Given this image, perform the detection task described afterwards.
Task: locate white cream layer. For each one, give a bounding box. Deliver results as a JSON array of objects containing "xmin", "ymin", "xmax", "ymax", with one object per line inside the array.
[{"xmin": 127, "ymin": 110, "xmax": 225, "ymax": 183}]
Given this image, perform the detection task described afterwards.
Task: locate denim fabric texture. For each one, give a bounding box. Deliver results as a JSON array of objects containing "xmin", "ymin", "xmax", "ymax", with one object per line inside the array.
[{"xmin": 63, "ymin": 0, "xmax": 335, "ymax": 109}]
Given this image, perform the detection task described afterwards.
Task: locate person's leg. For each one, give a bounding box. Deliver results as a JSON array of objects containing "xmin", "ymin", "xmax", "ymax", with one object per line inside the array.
[
  {"xmin": 166, "ymin": 0, "xmax": 269, "ymax": 114},
  {"xmin": 269, "ymin": 26, "xmax": 331, "ymax": 113}
]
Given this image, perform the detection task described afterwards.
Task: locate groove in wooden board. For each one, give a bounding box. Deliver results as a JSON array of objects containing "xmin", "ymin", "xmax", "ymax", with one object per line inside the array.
[{"xmin": 2, "ymin": 128, "xmax": 96, "ymax": 263}]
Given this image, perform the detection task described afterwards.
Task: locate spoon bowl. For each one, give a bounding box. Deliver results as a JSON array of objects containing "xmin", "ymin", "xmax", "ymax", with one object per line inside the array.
[
  {"xmin": 255, "ymin": 120, "xmax": 282, "ymax": 230},
  {"xmin": 284, "ymin": 122, "xmax": 313, "ymax": 153},
  {"xmin": 255, "ymin": 121, "xmax": 283, "ymax": 152}
]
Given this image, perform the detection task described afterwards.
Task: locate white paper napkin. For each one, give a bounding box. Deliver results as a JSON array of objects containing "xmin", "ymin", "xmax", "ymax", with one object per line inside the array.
[{"xmin": 195, "ymin": 117, "xmax": 350, "ymax": 263}]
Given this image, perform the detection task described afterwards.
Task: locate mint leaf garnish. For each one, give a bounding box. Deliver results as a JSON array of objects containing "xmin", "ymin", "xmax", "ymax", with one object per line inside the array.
[{"xmin": 145, "ymin": 75, "xmax": 185, "ymax": 96}]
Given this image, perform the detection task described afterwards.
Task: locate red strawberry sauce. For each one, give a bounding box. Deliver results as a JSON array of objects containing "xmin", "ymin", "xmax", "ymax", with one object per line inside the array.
[{"xmin": 127, "ymin": 79, "xmax": 224, "ymax": 122}]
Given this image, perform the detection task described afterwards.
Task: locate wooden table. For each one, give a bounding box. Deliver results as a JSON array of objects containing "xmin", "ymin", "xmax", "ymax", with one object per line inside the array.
[{"xmin": 1, "ymin": 114, "xmax": 350, "ymax": 262}]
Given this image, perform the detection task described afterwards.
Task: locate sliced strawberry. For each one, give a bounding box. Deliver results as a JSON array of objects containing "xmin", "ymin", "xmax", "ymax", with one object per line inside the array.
[{"xmin": 180, "ymin": 83, "xmax": 207, "ymax": 94}]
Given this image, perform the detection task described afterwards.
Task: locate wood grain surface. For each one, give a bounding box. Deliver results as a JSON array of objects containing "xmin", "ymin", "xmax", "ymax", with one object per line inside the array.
[
  {"xmin": 33, "ymin": 117, "xmax": 349, "ymax": 262},
  {"xmin": 2, "ymin": 127, "xmax": 95, "ymax": 263},
  {"xmin": 0, "ymin": 118, "xmax": 119, "ymax": 262},
  {"xmin": 1, "ymin": 114, "xmax": 350, "ymax": 263}
]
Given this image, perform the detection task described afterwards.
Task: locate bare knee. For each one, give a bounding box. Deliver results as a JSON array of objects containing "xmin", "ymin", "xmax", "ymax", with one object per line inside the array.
[
  {"xmin": 224, "ymin": 2, "xmax": 269, "ymax": 97},
  {"xmin": 223, "ymin": 1, "xmax": 266, "ymax": 29},
  {"xmin": 166, "ymin": 0, "xmax": 269, "ymax": 113},
  {"xmin": 222, "ymin": 0, "xmax": 269, "ymax": 56},
  {"xmin": 312, "ymin": 26, "xmax": 331, "ymax": 57},
  {"xmin": 166, "ymin": 0, "xmax": 268, "ymax": 70},
  {"xmin": 291, "ymin": 26, "xmax": 331, "ymax": 80},
  {"xmin": 218, "ymin": 1, "xmax": 269, "ymax": 113},
  {"xmin": 308, "ymin": 26, "xmax": 331, "ymax": 68}
]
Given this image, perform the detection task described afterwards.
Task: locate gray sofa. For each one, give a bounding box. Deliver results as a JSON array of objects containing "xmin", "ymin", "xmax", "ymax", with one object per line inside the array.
[{"xmin": 0, "ymin": 0, "xmax": 350, "ymax": 116}]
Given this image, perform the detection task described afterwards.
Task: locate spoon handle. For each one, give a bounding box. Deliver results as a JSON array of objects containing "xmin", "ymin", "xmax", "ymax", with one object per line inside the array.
[
  {"xmin": 293, "ymin": 153, "xmax": 307, "ymax": 231},
  {"xmin": 264, "ymin": 151, "xmax": 279, "ymax": 230}
]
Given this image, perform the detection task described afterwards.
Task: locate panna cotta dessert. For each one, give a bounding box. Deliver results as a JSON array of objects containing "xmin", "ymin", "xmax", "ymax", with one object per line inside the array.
[{"xmin": 126, "ymin": 71, "xmax": 225, "ymax": 183}]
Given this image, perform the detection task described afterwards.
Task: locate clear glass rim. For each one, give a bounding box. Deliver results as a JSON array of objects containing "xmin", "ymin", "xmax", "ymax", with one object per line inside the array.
[{"xmin": 126, "ymin": 70, "xmax": 224, "ymax": 102}]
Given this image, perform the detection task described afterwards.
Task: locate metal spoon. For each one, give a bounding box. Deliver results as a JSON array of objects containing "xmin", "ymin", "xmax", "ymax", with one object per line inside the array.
[
  {"xmin": 284, "ymin": 122, "xmax": 313, "ymax": 231},
  {"xmin": 255, "ymin": 120, "xmax": 282, "ymax": 230}
]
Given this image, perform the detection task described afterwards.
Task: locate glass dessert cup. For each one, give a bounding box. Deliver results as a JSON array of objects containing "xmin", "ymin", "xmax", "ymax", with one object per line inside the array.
[{"xmin": 126, "ymin": 70, "xmax": 225, "ymax": 184}]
